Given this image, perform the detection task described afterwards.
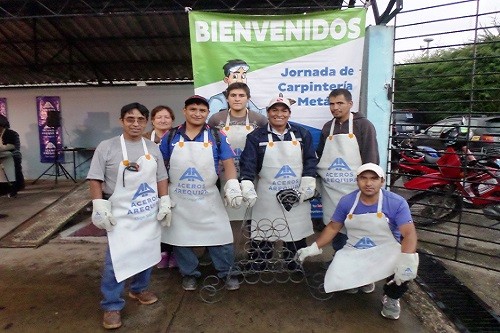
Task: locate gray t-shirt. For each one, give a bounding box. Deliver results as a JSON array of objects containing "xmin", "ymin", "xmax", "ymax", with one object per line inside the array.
[
  {"xmin": 208, "ymin": 109, "xmax": 268, "ymax": 132},
  {"xmin": 87, "ymin": 136, "xmax": 168, "ymax": 195}
]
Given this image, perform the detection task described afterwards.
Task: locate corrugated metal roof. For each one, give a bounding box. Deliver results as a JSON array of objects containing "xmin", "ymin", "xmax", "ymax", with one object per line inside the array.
[{"xmin": 0, "ymin": 0, "xmax": 375, "ymax": 87}]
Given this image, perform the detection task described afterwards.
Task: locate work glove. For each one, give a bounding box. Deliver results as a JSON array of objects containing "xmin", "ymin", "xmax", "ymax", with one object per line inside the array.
[
  {"xmin": 157, "ymin": 195, "xmax": 174, "ymax": 227},
  {"xmin": 393, "ymin": 252, "xmax": 419, "ymax": 285},
  {"xmin": 298, "ymin": 176, "xmax": 316, "ymax": 203},
  {"xmin": 224, "ymin": 179, "xmax": 243, "ymax": 208},
  {"xmin": 91, "ymin": 199, "xmax": 116, "ymax": 232},
  {"xmin": 241, "ymin": 180, "xmax": 258, "ymax": 208},
  {"xmin": 296, "ymin": 242, "xmax": 323, "ymax": 262}
]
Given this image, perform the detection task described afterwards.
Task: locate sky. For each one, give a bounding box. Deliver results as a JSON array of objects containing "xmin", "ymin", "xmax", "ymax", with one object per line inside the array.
[{"xmin": 366, "ymin": 0, "xmax": 499, "ymax": 62}]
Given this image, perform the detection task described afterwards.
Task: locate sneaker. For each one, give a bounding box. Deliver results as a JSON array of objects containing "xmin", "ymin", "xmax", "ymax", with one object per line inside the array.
[
  {"xmin": 157, "ymin": 252, "xmax": 168, "ymax": 269},
  {"xmin": 168, "ymin": 253, "xmax": 178, "ymax": 268},
  {"xmin": 361, "ymin": 282, "xmax": 375, "ymax": 294},
  {"xmin": 225, "ymin": 277, "xmax": 240, "ymax": 291},
  {"xmin": 345, "ymin": 287, "xmax": 359, "ymax": 294},
  {"xmin": 128, "ymin": 290, "xmax": 158, "ymax": 305},
  {"xmin": 103, "ymin": 310, "xmax": 122, "ymax": 330},
  {"xmin": 381, "ymin": 295, "xmax": 401, "ymax": 320},
  {"xmin": 182, "ymin": 276, "xmax": 198, "ymax": 291}
]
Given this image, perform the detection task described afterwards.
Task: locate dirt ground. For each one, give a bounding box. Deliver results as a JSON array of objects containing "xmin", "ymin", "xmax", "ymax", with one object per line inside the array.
[
  {"xmin": 0, "ymin": 238, "xmax": 460, "ymax": 333},
  {"xmin": 0, "ymin": 181, "xmax": 476, "ymax": 332}
]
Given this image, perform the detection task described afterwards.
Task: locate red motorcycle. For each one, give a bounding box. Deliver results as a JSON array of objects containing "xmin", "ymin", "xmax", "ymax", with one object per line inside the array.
[
  {"xmin": 390, "ymin": 137, "xmax": 440, "ymax": 185},
  {"xmin": 404, "ymin": 144, "xmax": 500, "ymax": 226}
]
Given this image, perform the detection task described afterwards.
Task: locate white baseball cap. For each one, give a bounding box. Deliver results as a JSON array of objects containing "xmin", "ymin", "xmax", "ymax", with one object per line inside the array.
[
  {"xmin": 267, "ymin": 93, "xmax": 291, "ymax": 110},
  {"xmin": 356, "ymin": 163, "xmax": 385, "ymax": 179}
]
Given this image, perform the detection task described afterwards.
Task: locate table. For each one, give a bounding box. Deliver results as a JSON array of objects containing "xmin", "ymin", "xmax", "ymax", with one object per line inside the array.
[{"xmin": 61, "ymin": 147, "xmax": 96, "ymax": 179}]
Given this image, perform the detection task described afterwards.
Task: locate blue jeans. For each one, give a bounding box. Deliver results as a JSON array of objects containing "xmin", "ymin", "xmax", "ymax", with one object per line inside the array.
[
  {"xmin": 100, "ymin": 246, "xmax": 153, "ymax": 311},
  {"xmin": 173, "ymin": 244, "xmax": 235, "ymax": 278}
]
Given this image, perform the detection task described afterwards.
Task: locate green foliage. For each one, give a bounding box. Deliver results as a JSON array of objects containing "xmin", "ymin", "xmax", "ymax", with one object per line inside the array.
[{"xmin": 394, "ymin": 34, "xmax": 499, "ymax": 124}]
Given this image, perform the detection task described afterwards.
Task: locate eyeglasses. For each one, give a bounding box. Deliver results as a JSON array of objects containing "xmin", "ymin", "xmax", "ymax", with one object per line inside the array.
[
  {"xmin": 123, "ymin": 162, "xmax": 139, "ymax": 187},
  {"xmin": 123, "ymin": 117, "xmax": 148, "ymax": 125}
]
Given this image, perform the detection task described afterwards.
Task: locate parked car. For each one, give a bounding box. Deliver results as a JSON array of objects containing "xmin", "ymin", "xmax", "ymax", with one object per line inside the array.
[
  {"xmin": 410, "ymin": 115, "xmax": 500, "ymax": 153},
  {"xmin": 392, "ymin": 109, "xmax": 425, "ymax": 137}
]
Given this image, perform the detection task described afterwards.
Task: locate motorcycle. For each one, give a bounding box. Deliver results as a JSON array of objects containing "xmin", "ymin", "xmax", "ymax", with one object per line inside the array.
[
  {"xmin": 403, "ymin": 137, "xmax": 500, "ymax": 226},
  {"xmin": 390, "ymin": 137, "xmax": 440, "ymax": 185}
]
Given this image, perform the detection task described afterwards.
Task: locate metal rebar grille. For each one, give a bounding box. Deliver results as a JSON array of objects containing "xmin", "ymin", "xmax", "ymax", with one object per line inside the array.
[{"xmin": 416, "ymin": 252, "xmax": 500, "ymax": 332}]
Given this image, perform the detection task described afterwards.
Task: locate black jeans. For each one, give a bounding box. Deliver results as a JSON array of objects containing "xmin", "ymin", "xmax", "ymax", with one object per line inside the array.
[{"xmin": 383, "ymin": 275, "xmax": 409, "ymax": 299}]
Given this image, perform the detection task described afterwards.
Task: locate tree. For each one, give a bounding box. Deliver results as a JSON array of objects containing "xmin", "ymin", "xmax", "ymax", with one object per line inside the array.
[{"xmin": 393, "ymin": 34, "xmax": 499, "ymax": 124}]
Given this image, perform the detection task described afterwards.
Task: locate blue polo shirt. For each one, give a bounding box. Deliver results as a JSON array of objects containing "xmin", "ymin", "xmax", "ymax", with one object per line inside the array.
[
  {"xmin": 332, "ymin": 189, "xmax": 413, "ymax": 242},
  {"xmin": 159, "ymin": 123, "xmax": 235, "ymax": 175}
]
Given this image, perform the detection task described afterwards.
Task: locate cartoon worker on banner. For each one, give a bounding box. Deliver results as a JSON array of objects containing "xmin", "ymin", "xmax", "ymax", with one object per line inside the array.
[{"xmin": 208, "ymin": 59, "xmax": 265, "ymax": 118}]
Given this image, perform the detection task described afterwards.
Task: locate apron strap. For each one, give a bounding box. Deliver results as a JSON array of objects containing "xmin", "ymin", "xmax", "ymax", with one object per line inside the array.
[
  {"xmin": 176, "ymin": 132, "xmax": 208, "ymax": 148},
  {"xmin": 120, "ymin": 135, "xmax": 149, "ymax": 165},
  {"xmin": 347, "ymin": 190, "xmax": 384, "ymax": 218},
  {"xmin": 225, "ymin": 109, "xmax": 251, "ymax": 131},
  {"xmin": 329, "ymin": 113, "xmax": 354, "ymax": 138}
]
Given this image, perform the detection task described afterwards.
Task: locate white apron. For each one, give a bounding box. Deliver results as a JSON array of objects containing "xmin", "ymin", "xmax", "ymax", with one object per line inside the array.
[
  {"xmin": 0, "ymin": 151, "xmax": 16, "ymax": 182},
  {"xmin": 219, "ymin": 110, "xmax": 255, "ymax": 220},
  {"xmin": 162, "ymin": 130, "xmax": 233, "ymax": 246},
  {"xmin": 251, "ymin": 132, "xmax": 313, "ymax": 242},
  {"xmin": 150, "ymin": 131, "xmax": 157, "ymax": 143},
  {"xmin": 108, "ymin": 135, "xmax": 161, "ymax": 283},
  {"xmin": 317, "ymin": 113, "xmax": 362, "ymax": 228},
  {"xmin": 324, "ymin": 191, "xmax": 401, "ymax": 292}
]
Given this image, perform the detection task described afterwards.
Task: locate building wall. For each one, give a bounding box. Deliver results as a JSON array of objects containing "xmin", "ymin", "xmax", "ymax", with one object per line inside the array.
[{"xmin": 0, "ymin": 84, "xmax": 194, "ymax": 179}]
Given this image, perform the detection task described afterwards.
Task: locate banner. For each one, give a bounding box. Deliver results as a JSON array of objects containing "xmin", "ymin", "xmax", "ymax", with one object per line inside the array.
[
  {"xmin": 36, "ymin": 96, "xmax": 64, "ymax": 163},
  {"xmin": 0, "ymin": 98, "xmax": 7, "ymax": 117},
  {"xmin": 189, "ymin": 8, "xmax": 366, "ymax": 142}
]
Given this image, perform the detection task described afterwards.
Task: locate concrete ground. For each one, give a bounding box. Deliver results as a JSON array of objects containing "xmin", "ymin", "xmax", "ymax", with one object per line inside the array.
[{"xmin": 0, "ymin": 179, "xmax": 493, "ymax": 332}]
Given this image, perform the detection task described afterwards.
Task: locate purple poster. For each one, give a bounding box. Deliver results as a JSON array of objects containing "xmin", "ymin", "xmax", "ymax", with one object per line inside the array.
[
  {"xmin": 36, "ymin": 96, "xmax": 64, "ymax": 163},
  {"xmin": 0, "ymin": 98, "xmax": 7, "ymax": 117}
]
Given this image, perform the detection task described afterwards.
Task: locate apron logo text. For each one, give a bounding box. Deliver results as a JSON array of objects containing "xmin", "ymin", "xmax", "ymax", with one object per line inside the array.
[
  {"xmin": 179, "ymin": 167, "xmax": 204, "ymax": 182},
  {"xmin": 270, "ymin": 165, "xmax": 299, "ymax": 191},
  {"xmin": 175, "ymin": 168, "xmax": 208, "ymax": 199},
  {"xmin": 133, "ymin": 182, "xmax": 156, "ymax": 200},
  {"xmin": 275, "ymin": 165, "xmax": 297, "ymax": 178},
  {"xmin": 353, "ymin": 236, "xmax": 376, "ymax": 249},
  {"xmin": 328, "ymin": 157, "xmax": 351, "ymax": 171}
]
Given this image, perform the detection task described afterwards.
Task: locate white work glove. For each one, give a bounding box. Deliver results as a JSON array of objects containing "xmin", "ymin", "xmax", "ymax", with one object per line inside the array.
[
  {"xmin": 299, "ymin": 176, "xmax": 316, "ymax": 203},
  {"xmin": 394, "ymin": 252, "xmax": 419, "ymax": 285},
  {"xmin": 224, "ymin": 179, "xmax": 243, "ymax": 208},
  {"xmin": 241, "ymin": 180, "xmax": 258, "ymax": 208},
  {"xmin": 296, "ymin": 242, "xmax": 323, "ymax": 262},
  {"xmin": 157, "ymin": 195, "xmax": 174, "ymax": 227},
  {"xmin": 91, "ymin": 199, "xmax": 116, "ymax": 232}
]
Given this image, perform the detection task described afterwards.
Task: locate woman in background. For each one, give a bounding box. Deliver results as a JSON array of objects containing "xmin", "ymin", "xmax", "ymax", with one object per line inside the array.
[
  {"xmin": 143, "ymin": 105, "xmax": 177, "ymax": 269},
  {"xmin": 0, "ymin": 114, "xmax": 24, "ymax": 197}
]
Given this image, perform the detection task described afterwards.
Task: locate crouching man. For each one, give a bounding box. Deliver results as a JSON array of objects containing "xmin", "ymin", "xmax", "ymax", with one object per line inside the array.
[{"xmin": 298, "ymin": 163, "xmax": 419, "ymax": 320}]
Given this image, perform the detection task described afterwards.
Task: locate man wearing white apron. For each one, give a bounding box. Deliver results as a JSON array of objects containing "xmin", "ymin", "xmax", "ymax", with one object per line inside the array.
[
  {"xmin": 87, "ymin": 103, "xmax": 172, "ymax": 330},
  {"xmin": 159, "ymin": 95, "xmax": 243, "ymax": 292},
  {"xmin": 208, "ymin": 82, "xmax": 267, "ymax": 221},
  {"xmin": 316, "ymin": 89, "xmax": 379, "ymax": 252},
  {"xmin": 298, "ymin": 163, "xmax": 419, "ymax": 320},
  {"xmin": 240, "ymin": 94, "xmax": 317, "ymax": 269}
]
